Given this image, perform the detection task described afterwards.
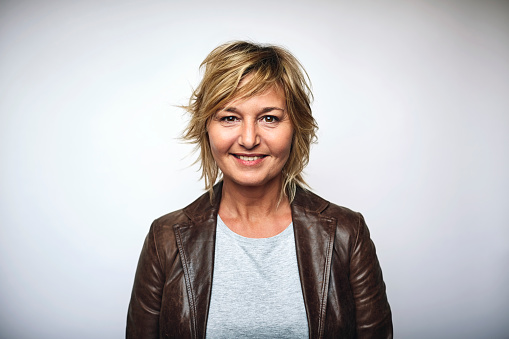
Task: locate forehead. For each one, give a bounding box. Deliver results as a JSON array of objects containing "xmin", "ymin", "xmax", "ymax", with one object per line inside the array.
[{"xmin": 224, "ymin": 85, "xmax": 286, "ymax": 109}]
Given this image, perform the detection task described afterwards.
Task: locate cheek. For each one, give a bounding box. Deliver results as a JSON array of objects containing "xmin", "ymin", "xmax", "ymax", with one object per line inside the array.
[
  {"xmin": 208, "ymin": 136, "xmax": 221, "ymax": 160},
  {"xmin": 208, "ymin": 127, "xmax": 232, "ymax": 155},
  {"xmin": 274, "ymin": 130, "xmax": 294, "ymax": 159}
]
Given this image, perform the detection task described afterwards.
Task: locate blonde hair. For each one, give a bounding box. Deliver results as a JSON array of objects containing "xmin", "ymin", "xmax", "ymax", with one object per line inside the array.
[{"xmin": 182, "ymin": 41, "xmax": 317, "ymax": 202}]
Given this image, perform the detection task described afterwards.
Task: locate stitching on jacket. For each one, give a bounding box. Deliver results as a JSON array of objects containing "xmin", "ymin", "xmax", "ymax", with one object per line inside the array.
[
  {"xmin": 318, "ymin": 216, "xmax": 335, "ymax": 339},
  {"xmin": 174, "ymin": 224, "xmax": 198, "ymax": 339}
]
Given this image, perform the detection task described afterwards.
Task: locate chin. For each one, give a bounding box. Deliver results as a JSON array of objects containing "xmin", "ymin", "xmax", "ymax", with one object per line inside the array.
[
  {"xmin": 226, "ymin": 174, "xmax": 281, "ymax": 189},
  {"xmin": 231, "ymin": 179, "xmax": 267, "ymax": 188}
]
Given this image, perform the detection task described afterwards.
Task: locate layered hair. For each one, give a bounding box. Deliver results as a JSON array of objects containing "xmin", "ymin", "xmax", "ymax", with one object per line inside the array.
[{"xmin": 182, "ymin": 41, "xmax": 318, "ymax": 202}]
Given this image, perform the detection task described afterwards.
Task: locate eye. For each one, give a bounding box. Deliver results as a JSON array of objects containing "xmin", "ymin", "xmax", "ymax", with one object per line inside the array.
[
  {"xmin": 220, "ymin": 116, "xmax": 239, "ymax": 123},
  {"xmin": 261, "ymin": 115, "xmax": 279, "ymax": 123}
]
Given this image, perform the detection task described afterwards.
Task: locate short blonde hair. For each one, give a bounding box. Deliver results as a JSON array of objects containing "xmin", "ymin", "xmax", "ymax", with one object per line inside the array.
[{"xmin": 182, "ymin": 41, "xmax": 317, "ymax": 202}]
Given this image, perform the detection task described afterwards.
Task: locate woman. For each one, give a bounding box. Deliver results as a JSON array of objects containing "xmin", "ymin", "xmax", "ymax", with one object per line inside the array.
[{"xmin": 127, "ymin": 41, "xmax": 392, "ymax": 338}]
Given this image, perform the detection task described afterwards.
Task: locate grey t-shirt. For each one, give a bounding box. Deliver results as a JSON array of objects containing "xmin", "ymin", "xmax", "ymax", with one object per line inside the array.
[{"xmin": 206, "ymin": 216, "xmax": 309, "ymax": 338}]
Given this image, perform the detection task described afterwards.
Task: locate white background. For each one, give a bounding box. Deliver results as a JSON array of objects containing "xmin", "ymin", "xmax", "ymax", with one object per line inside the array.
[{"xmin": 1, "ymin": 0, "xmax": 508, "ymax": 338}]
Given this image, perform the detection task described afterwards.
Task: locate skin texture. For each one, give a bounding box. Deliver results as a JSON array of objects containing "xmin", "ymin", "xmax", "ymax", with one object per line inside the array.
[
  {"xmin": 207, "ymin": 85, "xmax": 294, "ymax": 238},
  {"xmin": 208, "ymin": 86, "xmax": 293, "ymax": 190}
]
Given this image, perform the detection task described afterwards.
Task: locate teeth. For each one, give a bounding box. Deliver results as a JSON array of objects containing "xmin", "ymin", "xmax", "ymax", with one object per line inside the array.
[{"xmin": 238, "ymin": 155, "xmax": 262, "ymax": 161}]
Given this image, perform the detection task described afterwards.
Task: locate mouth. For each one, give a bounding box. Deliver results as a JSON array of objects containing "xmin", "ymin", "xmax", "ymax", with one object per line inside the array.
[{"xmin": 232, "ymin": 154, "xmax": 267, "ymax": 161}]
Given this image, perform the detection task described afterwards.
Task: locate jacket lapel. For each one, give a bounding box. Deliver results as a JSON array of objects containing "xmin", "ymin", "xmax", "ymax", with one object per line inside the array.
[
  {"xmin": 173, "ymin": 184, "xmax": 335, "ymax": 339},
  {"xmin": 292, "ymin": 187, "xmax": 336, "ymax": 339},
  {"xmin": 173, "ymin": 184, "xmax": 221, "ymax": 339}
]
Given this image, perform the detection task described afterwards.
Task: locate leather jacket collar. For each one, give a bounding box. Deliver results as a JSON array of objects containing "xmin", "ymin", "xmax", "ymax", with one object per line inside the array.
[
  {"xmin": 175, "ymin": 182, "xmax": 337, "ymax": 338},
  {"xmin": 127, "ymin": 182, "xmax": 392, "ymax": 338}
]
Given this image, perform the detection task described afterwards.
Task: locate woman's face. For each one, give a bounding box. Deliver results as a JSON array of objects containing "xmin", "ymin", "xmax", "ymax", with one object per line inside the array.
[{"xmin": 207, "ymin": 86, "xmax": 293, "ymax": 190}]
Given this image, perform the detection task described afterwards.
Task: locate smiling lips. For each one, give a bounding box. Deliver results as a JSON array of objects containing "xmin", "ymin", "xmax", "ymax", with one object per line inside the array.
[{"xmin": 233, "ymin": 154, "xmax": 267, "ymax": 162}]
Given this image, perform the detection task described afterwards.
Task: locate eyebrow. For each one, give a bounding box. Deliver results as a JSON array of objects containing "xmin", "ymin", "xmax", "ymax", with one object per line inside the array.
[{"xmin": 222, "ymin": 106, "xmax": 285, "ymax": 113}]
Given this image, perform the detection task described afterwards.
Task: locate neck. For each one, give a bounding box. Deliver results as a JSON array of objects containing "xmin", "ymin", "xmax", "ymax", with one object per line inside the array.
[
  {"xmin": 218, "ymin": 177, "xmax": 292, "ymax": 238},
  {"xmin": 221, "ymin": 179, "xmax": 284, "ymax": 213}
]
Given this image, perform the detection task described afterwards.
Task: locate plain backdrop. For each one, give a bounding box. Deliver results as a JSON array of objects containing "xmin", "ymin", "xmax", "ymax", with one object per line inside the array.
[{"xmin": 1, "ymin": 0, "xmax": 508, "ymax": 338}]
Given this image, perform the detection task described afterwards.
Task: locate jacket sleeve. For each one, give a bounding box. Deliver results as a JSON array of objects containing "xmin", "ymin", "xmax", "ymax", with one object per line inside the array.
[
  {"xmin": 126, "ymin": 221, "xmax": 164, "ymax": 339},
  {"xmin": 350, "ymin": 213, "xmax": 393, "ymax": 338}
]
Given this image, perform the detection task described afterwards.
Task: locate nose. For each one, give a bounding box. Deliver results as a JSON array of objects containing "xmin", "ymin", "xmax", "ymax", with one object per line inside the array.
[{"xmin": 238, "ymin": 120, "xmax": 260, "ymax": 149}]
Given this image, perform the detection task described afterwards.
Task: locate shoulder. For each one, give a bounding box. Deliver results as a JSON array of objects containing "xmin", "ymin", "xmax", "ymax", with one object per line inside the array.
[
  {"xmin": 292, "ymin": 186, "xmax": 370, "ymax": 253},
  {"xmin": 142, "ymin": 209, "xmax": 188, "ymax": 261},
  {"xmin": 152, "ymin": 208, "xmax": 189, "ymax": 229},
  {"xmin": 323, "ymin": 201, "xmax": 366, "ymax": 233},
  {"xmin": 293, "ymin": 186, "xmax": 364, "ymax": 230},
  {"xmin": 149, "ymin": 187, "xmax": 218, "ymax": 235}
]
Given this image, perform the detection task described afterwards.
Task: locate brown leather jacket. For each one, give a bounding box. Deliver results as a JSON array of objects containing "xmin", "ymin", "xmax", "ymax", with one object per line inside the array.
[{"xmin": 127, "ymin": 183, "xmax": 392, "ymax": 338}]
